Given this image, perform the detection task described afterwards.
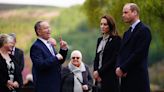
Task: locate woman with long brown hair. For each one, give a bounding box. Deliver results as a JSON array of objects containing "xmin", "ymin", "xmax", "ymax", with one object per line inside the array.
[{"xmin": 93, "ymin": 15, "xmax": 121, "ymax": 92}]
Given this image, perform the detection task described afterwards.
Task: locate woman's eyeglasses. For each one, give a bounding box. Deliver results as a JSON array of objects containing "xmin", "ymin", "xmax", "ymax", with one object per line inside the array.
[{"xmin": 72, "ymin": 57, "xmax": 80, "ymax": 59}]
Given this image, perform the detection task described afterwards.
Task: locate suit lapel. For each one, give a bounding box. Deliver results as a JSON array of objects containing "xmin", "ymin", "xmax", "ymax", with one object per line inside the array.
[
  {"xmin": 14, "ymin": 48, "xmax": 18, "ymax": 56},
  {"xmin": 123, "ymin": 22, "xmax": 142, "ymax": 45},
  {"xmin": 103, "ymin": 36, "xmax": 113, "ymax": 50},
  {"xmin": 123, "ymin": 30, "xmax": 133, "ymax": 45},
  {"xmin": 37, "ymin": 39, "xmax": 52, "ymax": 55},
  {"xmin": 97, "ymin": 36, "xmax": 112, "ymax": 51},
  {"xmin": 97, "ymin": 37, "xmax": 103, "ymax": 46}
]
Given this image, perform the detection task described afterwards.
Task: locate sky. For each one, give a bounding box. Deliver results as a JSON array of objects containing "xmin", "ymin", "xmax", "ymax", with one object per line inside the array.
[{"xmin": 0, "ymin": 0, "xmax": 85, "ymax": 7}]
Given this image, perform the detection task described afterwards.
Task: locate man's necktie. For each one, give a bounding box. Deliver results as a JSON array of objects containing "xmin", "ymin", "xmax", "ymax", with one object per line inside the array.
[
  {"xmin": 127, "ymin": 27, "xmax": 132, "ymax": 39},
  {"xmin": 47, "ymin": 41, "xmax": 55, "ymax": 56},
  {"xmin": 128, "ymin": 26, "xmax": 132, "ymax": 32}
]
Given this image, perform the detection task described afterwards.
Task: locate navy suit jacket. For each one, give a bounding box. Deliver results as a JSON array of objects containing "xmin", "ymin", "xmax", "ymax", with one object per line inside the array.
[
  {"xmin": 117, "ymin": 22, "xmax": 151, "ymax": 92},
  {"xmin": 30, "ymin": 39, "xmax": 68, "ymax": 92}
]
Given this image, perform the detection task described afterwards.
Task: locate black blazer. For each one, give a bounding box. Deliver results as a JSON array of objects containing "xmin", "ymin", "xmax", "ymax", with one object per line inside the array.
[
  {"xmin": 0, "ymin": 54, "xmax": 21, "ymax": 92},
  {"xmin": 14, "ymin": 48, "xmax": 24, "ymax": 72},
  {"xmin": 93, "ymin": 35, "xmax": 121, "ymax": 92},
  {"xmin": 117, "ymin": 22, "xmax": 151, "ymax": 92},
  {"xmin": 14, "ymin": 47, "xmax": 24, "ymax": 86}
]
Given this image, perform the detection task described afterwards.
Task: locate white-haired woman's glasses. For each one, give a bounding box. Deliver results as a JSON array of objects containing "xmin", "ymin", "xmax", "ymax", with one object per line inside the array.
[{"xmin": 72, "ymin": 57, "xmax": 80, "ymax": 59}]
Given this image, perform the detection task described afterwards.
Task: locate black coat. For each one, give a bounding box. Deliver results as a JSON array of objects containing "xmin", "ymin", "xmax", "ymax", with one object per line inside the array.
[
  {"xmin": 93, "ymin": 36, "xmax": 121, "ymax": 92},
  {"xmin": 61, "ymin": 65, "xmax": 93, "ymax": 92},
  {"xmin": 0, "ymin": 54, "xmax": 21, "ymax": 92},
  {"xmin": 117, "ymin": 22, "xmax": 151, "ymax": 92},
  {"xmin": 13, "ymin": 47, "xmax": 24, "ymax": 87}
]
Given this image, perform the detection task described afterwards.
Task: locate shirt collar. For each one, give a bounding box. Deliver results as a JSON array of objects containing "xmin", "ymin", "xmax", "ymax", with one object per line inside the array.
[
  {"xmin": 102, "ymin": 34, "xmax": 110, "ymax": 40},
  {"xmin": 38, "ymin": 37, "xmax": 48, "ymax": 45},
  {"xmin": 12, "ymin": 47, "xmax": 15, "ymax": 55},
  {"xmin": 131, "ymin": 19, "xmax": 140, "ymax": 32},
  {"xmin": 13, "ymin": 47, "xmax": 15, "ymax": 52}
]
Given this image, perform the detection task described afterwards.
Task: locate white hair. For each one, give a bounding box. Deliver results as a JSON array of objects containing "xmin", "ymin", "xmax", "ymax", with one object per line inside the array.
[{"xmin": 70, "ymin": 50, "xmax": 82, "ymax": 59}]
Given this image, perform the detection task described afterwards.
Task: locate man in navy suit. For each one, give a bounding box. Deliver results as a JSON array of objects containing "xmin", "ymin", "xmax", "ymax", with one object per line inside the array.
[
  {"xmin": 30, "ymin": 21, "xmax": 68, "ymax": 92},
  {"xmin": 116, "ymin": 3, "xmax": 151, "ymax": 92}
]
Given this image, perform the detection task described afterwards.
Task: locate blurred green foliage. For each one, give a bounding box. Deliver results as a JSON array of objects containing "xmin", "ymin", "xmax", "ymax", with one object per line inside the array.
[{"xmin": 50, "ymin": 6, "xmax": 100, "ymax": 64}]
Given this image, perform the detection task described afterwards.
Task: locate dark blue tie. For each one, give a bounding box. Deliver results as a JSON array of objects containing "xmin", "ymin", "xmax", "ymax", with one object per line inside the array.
[{"xmin": 127, "ymin": 27, "xmax": 132, "ymax": 39}]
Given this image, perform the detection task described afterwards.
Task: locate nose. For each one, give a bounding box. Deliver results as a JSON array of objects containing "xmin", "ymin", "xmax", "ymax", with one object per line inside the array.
[
  {"xmin": 48, "ymin": 29, "xmax": 51, "ymax": 32},
  {"xmin": 122, "ymin": 14, "xmax": 124, "ymax": 17},
  {"xmin": 122, "ymin": 13, "xmax": 125, "ymax": 17},
  {"xmin": 100, "ymin": 24, "xmax": 104, "ymax": 28}
]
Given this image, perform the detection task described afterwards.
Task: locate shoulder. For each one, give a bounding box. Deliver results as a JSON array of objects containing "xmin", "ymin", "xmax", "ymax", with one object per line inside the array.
[
  {"xmin": 136, "ymin": 22, "xmax": 150, "ymax": 31},
  {"xmin": 61, "ymin": 66, "xmax": 70, "ymax": 72},
  {"xmin": 84, "ymin": 64, "xmax": 90, "ymax": 71},
  {"xmin": 31, "ymin": 39, "xmax": 43, "ymax": 49},
  {"xmin": 15, "ymin": 47, "xmax": 24, "ymax": 53},
  {"xmin": 0, "ymin": 55, "xmax": 6, "ymax": 65},
  {"xmin": 97, "ymin": 37, "xmax": 103, "ymax": 42},
  {"xmin": 114, "ymin": 36, "xmax": 121, "ymax": 40},
  {"xmin": 61, "ymin": 66, "xmax": 72, "ymax": 76},
  {"xmin": 136, "ymin": 22, "xmax": 151, "ymax": 35},
  {"xmin": 111, "ymin": 36, "xmax": 121, "ymax": 42}
]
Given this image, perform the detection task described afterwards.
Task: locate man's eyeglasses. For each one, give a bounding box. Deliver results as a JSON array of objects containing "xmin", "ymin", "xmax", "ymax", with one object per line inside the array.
[{"xmin": 72, "ymin": 57, "xmax": 80, "ymax": 59}]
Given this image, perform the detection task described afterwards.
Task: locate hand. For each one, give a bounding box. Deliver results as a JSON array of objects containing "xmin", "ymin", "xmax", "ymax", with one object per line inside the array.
[
  {"xmin": 49, "ymin": 38, "xmax": 57, "ymax": 47},
  {"xmin": 93, "ymin": 71, "xmax": 101, "ymax": 82},
  {"xmin": 123, "ymin": 72, "xmax": 127, "ymax": 77},
  {"xmin": 115, "ymin": 67, "xmax": 124, "ymax": 77},
  {"xmin": 82, "ymin": 85, "xmax": 88, "ymax": 90},
  {"xmin": 59, "ymin": 36, "xmax": 68, "ymax": 49},
  {"xmin": 97, "ymin": 77, "xmax": 102, "ymax": 82},
  {"xmin": 93, "ymin": 71, "xmax": 99, "ymax": 80},
  {"xmin": 7, "ymin": 80, "xmax": 15, "ymax": 90},
  {"xmin": 13, "ymin": 81, "xmax": 19, "ymax": 88},
  {"xmin": 56, "ymin": 53, "xmax": 63, "ymax": 60}
]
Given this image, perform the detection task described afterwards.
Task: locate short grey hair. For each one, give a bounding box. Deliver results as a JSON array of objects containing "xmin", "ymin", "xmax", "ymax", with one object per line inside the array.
[
  {"xmin": 0, "ymin": 34, "xmax": 14, "ymax": 48},
  {"xmin": 8, "ymin": 33, "xmax": 16, "ymax": 39}
]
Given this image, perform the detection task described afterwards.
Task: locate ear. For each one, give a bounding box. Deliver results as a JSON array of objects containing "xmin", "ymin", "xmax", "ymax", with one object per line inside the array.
[
  {"xmin": 37, "ymin": 30, "xmax": 41, "ymax": 36},
  {"xmin": 133, "ymin": 11, "xmax": 137, "ymax": 16}
]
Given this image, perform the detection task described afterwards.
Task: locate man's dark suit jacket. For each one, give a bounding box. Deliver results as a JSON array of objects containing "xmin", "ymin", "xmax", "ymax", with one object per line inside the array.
[
  {"xmin": 94, "ymin": 36, "xmax": 121, "ymax": 92},
  {"xmin": 117, "ymin": 22, "xmax": 151, "ymax": 92},
  {"xmin": 14, "ymin": 47, "xmax": 24, "ymax": 87},
  {"xmin": 30, "ymin": 39, "xmax": 67, "ymax": 92}
]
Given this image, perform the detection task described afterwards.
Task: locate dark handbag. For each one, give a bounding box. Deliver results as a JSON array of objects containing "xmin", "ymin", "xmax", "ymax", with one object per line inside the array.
[{"xmin": 92, "ymin": 81, "xmax": 101, "ymax": 92}]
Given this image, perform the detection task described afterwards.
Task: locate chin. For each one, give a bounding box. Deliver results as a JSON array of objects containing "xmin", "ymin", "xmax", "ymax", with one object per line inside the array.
[
  {"xmin": 124, "ymin": 19, "xmax": 130, "ymax": 23},
  {"xmin": 101, "ymin": 31, "xmax": 105, "ymax": 34}
]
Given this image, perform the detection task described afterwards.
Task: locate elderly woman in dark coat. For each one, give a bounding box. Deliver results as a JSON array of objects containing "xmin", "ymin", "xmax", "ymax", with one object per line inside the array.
[
  {"xmin": 0, "ymin": 34, "xmax": 21, "ymax": 92},
  {"xmin": 61, "ymin": 50, "xmax": 93, "ymax": 92}
]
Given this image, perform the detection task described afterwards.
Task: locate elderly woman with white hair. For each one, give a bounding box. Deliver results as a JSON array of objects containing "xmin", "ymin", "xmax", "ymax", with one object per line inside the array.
[
  {"xmin": 0, "ymin": 34, "xmax": 21, "ymax": 92},
  {"xmin": 61, "ymin": 50, "xmax": 93, "ymax": 92}
]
